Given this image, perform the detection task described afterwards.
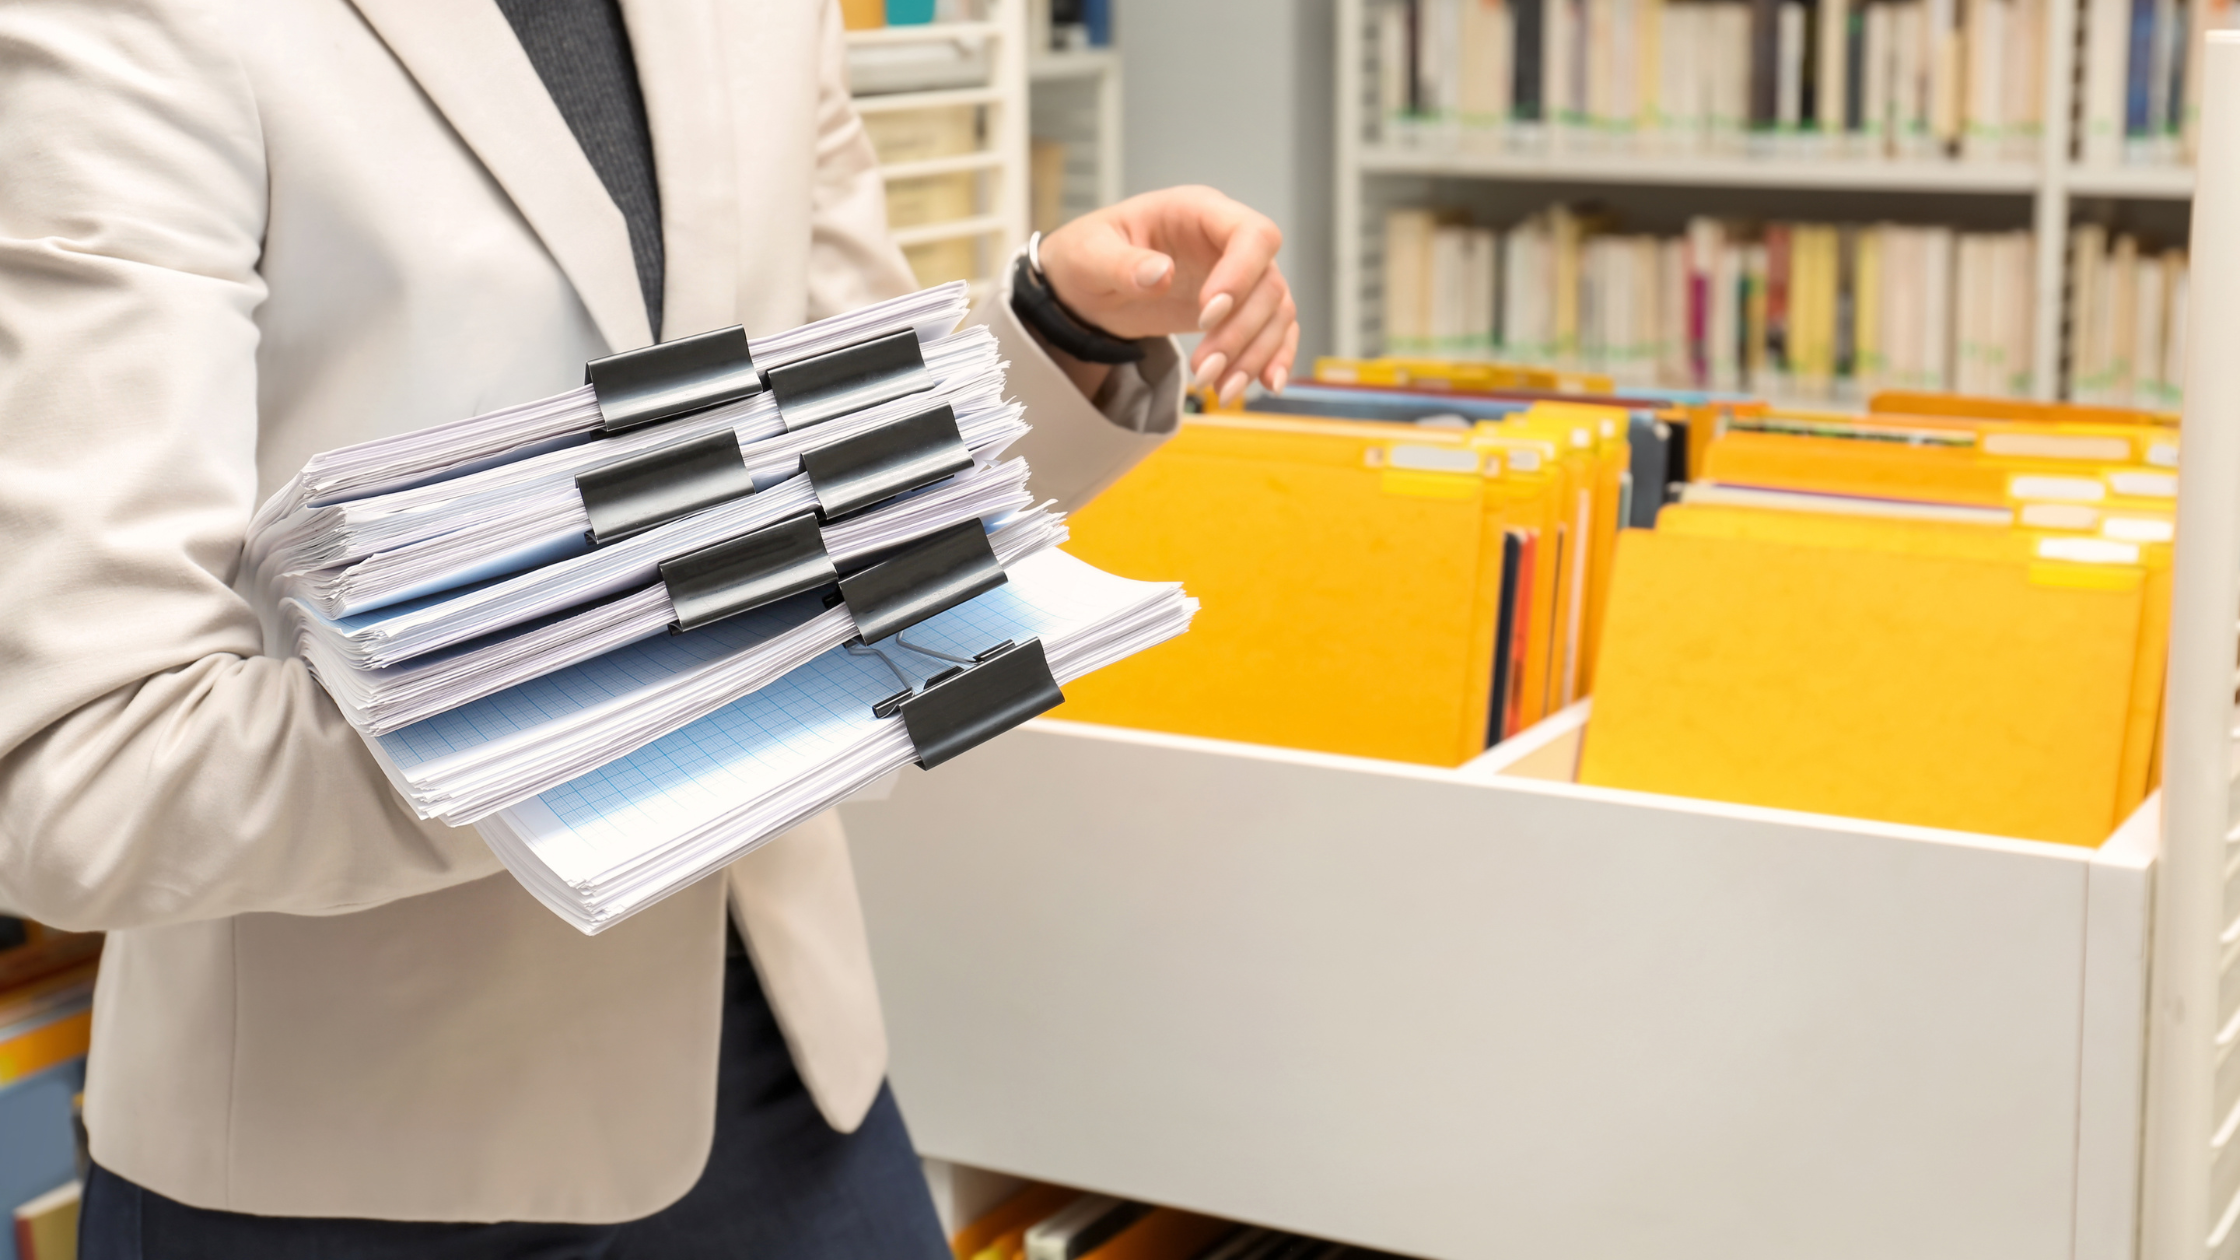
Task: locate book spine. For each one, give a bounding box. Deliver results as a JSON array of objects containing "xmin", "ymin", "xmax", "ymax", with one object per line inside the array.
[
  {"xmin": 2081, "ymin": 0, "xmax": 2128, "ymax": 162},
  {"xmin": 1863, "ymin": 4, "xmax": 1892, "ymax": 153},
  {"xmin": 1749, "ymin": 0, "xmax": 1781, "ymax": 129},
  {"xmin": 1929, "ymin": 0, "xmax": 1960, "ymax": 147},
  {"xmin": 1513, "ymin": 0, "xmax": 1546, "ymax": 120},
  {"xmin": 1818, "ymin": 0, "xmax": 1849, "ymax": 134},
  {"xmin": 1844, "ymin": 1, "xmax": 1866, "ymax": 136},
  {"xmin": 1765, "ymin": 223, "xmax": 1793, "ymax": 379},
  {"xmin": 2127, "ymin": 0, "xmax": 2155, "ymax": 138},
  {"xmin": 1776, "ymin": 2, "xmax": 1807, "ymax": 129}
]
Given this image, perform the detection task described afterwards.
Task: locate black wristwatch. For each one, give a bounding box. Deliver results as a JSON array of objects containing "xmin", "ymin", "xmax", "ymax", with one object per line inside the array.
[{"xmin": 1010, "ymin": 231, "xmax": 1151, "ymax": 365}]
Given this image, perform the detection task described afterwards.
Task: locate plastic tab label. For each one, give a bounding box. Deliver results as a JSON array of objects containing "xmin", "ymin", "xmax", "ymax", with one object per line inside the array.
[
  {"xmin": 585, "ymin": 325, "xmax": 761, "ymax": 433},
  {"xmin": 768, "ymin": 330, "xmax": 937, "ymax": 431}
]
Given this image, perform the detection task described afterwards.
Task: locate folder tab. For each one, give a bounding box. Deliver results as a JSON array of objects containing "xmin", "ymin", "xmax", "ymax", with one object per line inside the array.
[
  {"xmin": 585, "ymin": 324, "xmax": 762, "ymax": 434},
  {"xmin": 769, "ymin": 329, "xmax": 938, "ymax": 431}
]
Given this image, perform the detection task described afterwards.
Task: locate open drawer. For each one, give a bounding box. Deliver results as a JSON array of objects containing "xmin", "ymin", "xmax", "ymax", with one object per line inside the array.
[{"xmin": 839, "ymin": 710, "xmax": 2156, "ymax": 1260}]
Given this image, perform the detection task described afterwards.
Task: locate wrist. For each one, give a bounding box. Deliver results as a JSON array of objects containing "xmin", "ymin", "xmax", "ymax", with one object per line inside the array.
[
  {"xmin": 1009, "ymin": 236, "xmax": 1149, "ymax": 366},
  {"xmin": 1023, "ymin": 320, "xmax": 1116, "ymax": 401}
]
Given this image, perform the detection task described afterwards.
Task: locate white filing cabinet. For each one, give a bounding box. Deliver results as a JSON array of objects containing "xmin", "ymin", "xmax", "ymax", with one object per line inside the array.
[{"xmin": 842, "ymin": 712, "xmax": 2156, "ymax": 1260}]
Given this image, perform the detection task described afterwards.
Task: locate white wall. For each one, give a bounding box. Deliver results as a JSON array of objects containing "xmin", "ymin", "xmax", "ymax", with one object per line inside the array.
[{"xmin": 1118, "ymin": 0, "xmax": 1336, "ymax": 361}]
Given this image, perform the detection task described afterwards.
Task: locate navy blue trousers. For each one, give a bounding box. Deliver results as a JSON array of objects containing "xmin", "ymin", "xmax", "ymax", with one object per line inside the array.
[{"xmin": 81, "ymin": 929, "xmax": 948, "ymax": 1259}]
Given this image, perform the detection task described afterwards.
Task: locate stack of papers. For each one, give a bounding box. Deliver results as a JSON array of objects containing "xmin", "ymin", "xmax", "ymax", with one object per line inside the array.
[
  {"xmin": 277, "ymin": 436, "xmax": 1032, "ymax": 726},
  {"xmin": 248, "ymin": 327, "xmax": 1007, "ymax": 618},
  {"xmin": 362, "ymin": 509, "xmax": 1068, "ymax": 823},
  {"xmin": 250, "ymin": 287, "xmax": 1193, "ymax": 932},
  {"xmin": 246, "ymin": 282, "xmax": 971, "ymax": 525},
  {"xmin": 479, "ymin": 549, "xmax": 1195, "ymax": 933}
]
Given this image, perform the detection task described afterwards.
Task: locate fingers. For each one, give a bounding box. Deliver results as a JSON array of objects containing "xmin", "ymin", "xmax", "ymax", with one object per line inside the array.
[
  {"xmin": 1187, "ymin": 204, "xmax": 1282, "ymax": 318},
  {"xmin": 1266, "ymin": 321, "xmax": 1301, "ymax": 393},
  {"xmin": 1191, "ymin": 262, "xmax": 1292, "ymax": 389},
  {"xmin": 1215, "ymin": 292, "xmax": 1298, "ymax": 406}
]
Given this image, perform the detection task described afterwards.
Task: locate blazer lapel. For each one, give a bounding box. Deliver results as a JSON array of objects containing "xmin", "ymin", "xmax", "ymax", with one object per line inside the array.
[
  {"xmin": 345, "ymin": 0, "xmax": 655, "ymax": 354},
  {"xmin": 621, "ymin": 0, "xmax": 743, "ymax": 339}
]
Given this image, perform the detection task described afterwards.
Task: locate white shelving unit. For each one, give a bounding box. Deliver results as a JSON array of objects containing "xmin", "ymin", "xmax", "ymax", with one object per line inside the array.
[
  {"xmin": 841, "ymin": 33, "xmax": 2240, "ymax": 1260},
  {"xmin": 1333, "ymin": 0, "xmax": 2199, "ymax": 404},
  {"xmin": 848, "ymin": 2, "xmax": 1030, "ymax": 299},
  {"xmin": 1027, "ymin": 48, "xmax": 1124, "ymax": 229}
]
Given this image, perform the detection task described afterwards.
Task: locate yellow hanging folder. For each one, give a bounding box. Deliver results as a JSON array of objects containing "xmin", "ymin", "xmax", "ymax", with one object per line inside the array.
[
  {"xmin": 952, "ymin": 1185, "xmax": 1078, "ymax": 1260},
  {"xmin": 1061, "ymin": 411, "xmax": 1537, "ymax": 766},
  {"xmin": 1579, "ymin": 505, "xmax": 2154, "ymax": 845}
]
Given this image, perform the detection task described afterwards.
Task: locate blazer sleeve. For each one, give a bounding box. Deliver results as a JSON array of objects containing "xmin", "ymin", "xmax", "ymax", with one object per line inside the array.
[
  {"xmin": 968, "ymin": 258, "xmax": 1186, "ymax": 514},
  {"xmin": 800, "ymin": 2, "xmax": 1183, "ymax": 509},
  {"xmin": 0, "ymin": 0, "xmax": 502, "ymax": 931}
]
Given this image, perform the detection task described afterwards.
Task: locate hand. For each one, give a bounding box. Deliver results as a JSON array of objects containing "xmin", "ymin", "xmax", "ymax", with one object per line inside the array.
[{"xmin": 1036, "ymin": 186, "xmax": 1299, "ymax": 406}]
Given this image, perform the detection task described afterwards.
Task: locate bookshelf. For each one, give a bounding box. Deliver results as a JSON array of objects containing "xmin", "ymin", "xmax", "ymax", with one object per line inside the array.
[
  {"xmin": 1028, "ymin": 48, "xmax": 1124, "ymax": 230},
  {"xmin": 1333, "ymin": 0, "xmax": 2204, "ymax": 406},
  {"xmin": 847, "ymin": 0, "xmax": 1031, "ymax": 302}
]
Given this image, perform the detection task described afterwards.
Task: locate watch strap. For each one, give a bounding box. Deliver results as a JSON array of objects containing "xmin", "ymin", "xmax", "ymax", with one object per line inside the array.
[{"xmin": 1008, "ymin": 250, "xmax": 1151, "ymax": 366}]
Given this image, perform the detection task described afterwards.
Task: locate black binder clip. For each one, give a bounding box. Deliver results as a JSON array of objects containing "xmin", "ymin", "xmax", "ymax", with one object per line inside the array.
[
  {"xmin": 800, "ymin": 404, "xmax": 972, "ymax": 522},
  {"xmin": 584, "ymin": 325, "xmax": 763, "ymax": 434},
  {"xmin": 658, "ymin": 517, "xmax": 1005, "ymax": 638},
  {"xmin": 870, "ymin": 639, "xmax": 1064, "ymax": 769},
  {"xmin": 576, "ymin": 430, "xmax": 759, "ymax": 544},
  {"xmin": 832, "ymin": 518, "xmax": 1007, "ymax": 643},
  {"xmin": 767, "ymin": 329, "xmax": 936, "ymax": 432},
  {"xmin": 659, "ymin": 514, "xmax": 837, "ymax": 633},
  {"xmin": 576, "ymin": 402, "xmax": 972, "ymax": 545}
]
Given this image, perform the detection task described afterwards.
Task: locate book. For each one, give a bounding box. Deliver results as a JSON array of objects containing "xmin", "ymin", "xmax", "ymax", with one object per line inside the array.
[
  {"xmin": 0, "ymin": 1061, "xmax": 83, "ymax": 1260},
  {"xmin": 11, "ymin": 1181, "xmax": 75, "ymax": 1260}
]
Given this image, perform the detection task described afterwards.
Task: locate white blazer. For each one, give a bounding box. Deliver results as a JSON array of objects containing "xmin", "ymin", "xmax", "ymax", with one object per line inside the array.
[{"xmin": 0, "ymin": 0, "xmax": 1179, "ymax": 1223}]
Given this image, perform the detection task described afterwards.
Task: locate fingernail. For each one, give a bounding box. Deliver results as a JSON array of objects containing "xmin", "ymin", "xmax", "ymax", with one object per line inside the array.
[
  {"xmin": 1134, "ymin": 255, "xmax": 1171, "ymax": 289},
  {"xmin": 1219, "ymin": 371, "xmax": 1249, "ymax": 407},
  {"xmin": 1268, "ymin": 365, "xmax": 1289, "ymax": 394},
  {"xmin": 1192, "ymin": 352, "xmax": 1228, "ymax": 390},
  {"xmin": 1198, "ymin": 293, "xmax": 1234, "ymax": 331}
]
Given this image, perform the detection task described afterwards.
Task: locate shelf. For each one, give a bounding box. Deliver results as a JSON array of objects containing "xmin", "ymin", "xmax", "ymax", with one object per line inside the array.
[
  {"xmin": 1029, "ymin": 48, "xmax": 1120, "ymax": 81},
  {"xmin": 888, "ymin": 213, "xmax": 1009, "ymax": 247},
  {"xmin": 852, "ymin": 84, "xmax": 1007, "ymax": 114},
  {"xmin": 878, "ymin": 150, "xmax": 1007, "ymax": 181},
  {"xmin": 1357, "ymin": 145, "xmax": 2043, "ymax": 194},
  {"xmin": 2067, "ymin": 164, "xmax": 2197, "ymax": 199},
  {"xmin": 846, "ymin": 19, "xmax": 1003, "ymax": 47}
]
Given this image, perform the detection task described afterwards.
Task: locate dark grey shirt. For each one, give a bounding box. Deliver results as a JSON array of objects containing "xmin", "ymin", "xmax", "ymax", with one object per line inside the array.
[{"xmin": 497, "ymin": 0, "xmax": 666, "ymax": 339}]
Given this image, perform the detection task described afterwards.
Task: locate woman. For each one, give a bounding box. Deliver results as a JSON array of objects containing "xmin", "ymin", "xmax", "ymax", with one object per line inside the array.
[{"xmin": 0, "ymin": 0, "xmax": 1297, "ymax": 1253}]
